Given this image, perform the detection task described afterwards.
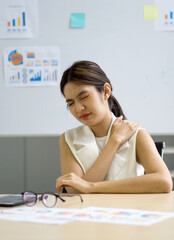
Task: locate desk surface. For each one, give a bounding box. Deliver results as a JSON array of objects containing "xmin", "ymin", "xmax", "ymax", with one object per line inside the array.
[{"xmin": 0, "ymin": 192, "xmax": 174, "ymax": 240}]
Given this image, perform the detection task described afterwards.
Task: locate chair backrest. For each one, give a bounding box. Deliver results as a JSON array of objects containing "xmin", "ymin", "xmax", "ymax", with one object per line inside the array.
[{"xmin": 155, "ymin": 141, "xmax": 166, "ymax": 158}]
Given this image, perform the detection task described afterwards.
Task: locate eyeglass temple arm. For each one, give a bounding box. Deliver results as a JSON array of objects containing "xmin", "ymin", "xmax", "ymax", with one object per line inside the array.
[
  {"xmin": 57, "ymin": 195, "xmax": 66, "ymax": 202},
  {"xmin": 60, "ymin": 194, "xmax": 83, "ymax": 202}
]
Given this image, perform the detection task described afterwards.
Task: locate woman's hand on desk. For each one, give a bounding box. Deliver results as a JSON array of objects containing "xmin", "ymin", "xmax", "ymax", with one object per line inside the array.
[{"xmin": 56, "ymin": 172, "xmax": 93, "ymax": 194}]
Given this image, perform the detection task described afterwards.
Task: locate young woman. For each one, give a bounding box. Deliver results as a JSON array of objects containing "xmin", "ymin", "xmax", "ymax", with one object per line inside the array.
[{"xmin": 56, "ymin": 61, "xmax": 173, "ymax": 194}]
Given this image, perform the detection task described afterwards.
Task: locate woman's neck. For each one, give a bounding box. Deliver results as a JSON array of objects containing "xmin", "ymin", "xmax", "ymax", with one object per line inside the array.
[{"xmin": 90, "ymin": 111, "xmax": 113, "ymax": 138}]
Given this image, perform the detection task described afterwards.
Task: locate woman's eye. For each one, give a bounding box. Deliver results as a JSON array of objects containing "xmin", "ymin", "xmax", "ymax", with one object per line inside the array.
[
  {"xmin": 67, "ymin": 102, "xmax": 74, "ymax": 107},
  {"xmin": 81, "ymin": 95, "xmax": 89, "ymax": 100}
]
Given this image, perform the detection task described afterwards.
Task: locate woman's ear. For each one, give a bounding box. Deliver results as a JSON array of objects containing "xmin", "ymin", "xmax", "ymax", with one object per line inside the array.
[{"xmin": 103, "ymin": 83, "xmax": 111, "ymax": 100}]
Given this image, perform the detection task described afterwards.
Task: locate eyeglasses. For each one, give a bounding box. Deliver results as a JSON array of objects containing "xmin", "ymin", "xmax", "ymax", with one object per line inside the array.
[{"xmin": 21, "ymin": 191, "xmax": 83, "ymax": 208}]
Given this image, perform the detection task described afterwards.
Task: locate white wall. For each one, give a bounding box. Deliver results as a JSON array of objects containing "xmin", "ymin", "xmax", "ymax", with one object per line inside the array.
[{"xmin": 0, "ymin": 0, "xmax": 174, "ymax": 135}]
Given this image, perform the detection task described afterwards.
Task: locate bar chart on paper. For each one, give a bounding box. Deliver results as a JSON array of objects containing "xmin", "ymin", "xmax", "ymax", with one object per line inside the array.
[
  {"xmin": 159, "ymin": 9, "xmax": 174, "ymax": 30},
  {"xmin": 154, "ymin": 0, "xmax": 174, "ymax": 31},
  {"xmin": 164, "ymin": 11, "xmax": 173, "ymax": 23},
  {"xmin": 0, "ymin": 0, "xmax": 38, "ymax": 38},
  {"xmin": 9, "ymin": 72, "xmax": 20, "ymax": 84},
  {"xmin": 7, "ymin": 11, "xmax": 26, "ymax": 28},
  {"xmin": 43, "ymin": 69, "xmax": 58, "ymax": 82}
]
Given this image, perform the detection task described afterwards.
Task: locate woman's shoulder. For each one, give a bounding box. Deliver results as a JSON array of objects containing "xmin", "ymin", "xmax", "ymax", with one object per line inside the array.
[
  {"xmin": 65, "ymin": 125, "xmax": 85, "ymax": 137},
  {"xmin": 63, "ymin": 125, "xmax": 94, "ymax": 146},
  {"xmin": 136, "ymin": 128, "xmax": 150, "ymax": 140},
  {"xmin": 136, "ymin": 128, "xmax": 154, "ymax": 150},
  {"xmin": 60, "ymin": 125, "xmax": 86, "ymax": 144},
  {"xmin": 59, "ymin": 126, "xmax": 83, "ymax": 146}
]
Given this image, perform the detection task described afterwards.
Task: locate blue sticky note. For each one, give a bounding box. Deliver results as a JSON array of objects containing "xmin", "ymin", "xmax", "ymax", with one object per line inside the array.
[{"xmin": 70, "ymin": 13, "xmax": 85, "ymax": 28}]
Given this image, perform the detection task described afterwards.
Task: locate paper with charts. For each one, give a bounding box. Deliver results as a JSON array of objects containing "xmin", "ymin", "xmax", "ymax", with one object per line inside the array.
[
  {"xmin": 0, "ymin": 0, "xmax": 39, "ymax": 39},
  {"xmin": 154, "ymin": 0, "xmax": 174, "ymax": 31},
  {"xmin": 4, "ymin": 46, "xmax": 60, "ymax": 87},
  {"xmin": 0, "ymin": 206, "xmax": 174, "ymax": 226}
]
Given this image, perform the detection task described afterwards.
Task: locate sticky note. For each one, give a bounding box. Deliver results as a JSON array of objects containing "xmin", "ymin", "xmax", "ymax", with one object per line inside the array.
[
  {"xmin": 70, "ymin": 13, "xmax": 85, "ymax": 28},
  {"xmin": 144, "ymin": 6, "xmax": 158, "ymax": 20}
]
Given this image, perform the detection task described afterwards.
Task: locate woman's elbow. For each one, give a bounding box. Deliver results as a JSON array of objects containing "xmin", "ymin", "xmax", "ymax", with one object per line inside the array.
[{"xmin": 160, "ymin": 176, "xmax": 173, "ymax": 193}]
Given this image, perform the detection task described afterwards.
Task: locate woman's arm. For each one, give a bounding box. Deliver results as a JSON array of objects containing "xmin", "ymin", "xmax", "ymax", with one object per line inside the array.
[
  {"xmin": 58, "ymin": 117, "xmax": 140, "ymax": 193},
  {"xmin": 56, "ymin": 129, "xmax": 173, "ymax": 193},
  {"xmin": 59, "ymin": 132, "xmax": 120, "ymax": 193}
]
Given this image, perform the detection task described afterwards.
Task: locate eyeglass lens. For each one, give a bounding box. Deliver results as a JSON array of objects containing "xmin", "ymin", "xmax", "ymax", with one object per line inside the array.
[
  {"xmin": 23, "ymin": 191, "xmax": 36, "ymax": 206},
  {"xmin": 42, "ymin": 193, "xmax": 57, "ymax": 207}
]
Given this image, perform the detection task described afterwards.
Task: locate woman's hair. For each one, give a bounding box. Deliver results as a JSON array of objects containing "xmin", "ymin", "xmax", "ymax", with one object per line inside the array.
[{"xmin": 60, "ymin": 61, "xmax": 126, "ymax": 119}]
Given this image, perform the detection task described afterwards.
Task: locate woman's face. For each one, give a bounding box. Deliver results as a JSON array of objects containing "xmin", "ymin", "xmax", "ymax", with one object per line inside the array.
[{"xmin": 64, "ymin": 82, "xmax": 110, "ymax": 127}]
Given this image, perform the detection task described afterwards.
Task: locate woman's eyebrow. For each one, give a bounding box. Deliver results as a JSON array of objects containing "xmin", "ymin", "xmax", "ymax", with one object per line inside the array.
[
  {"xmin": 77, "ymin": 90, "xmax": 88, "ymax": 97},
  {"xmin": 66, "ymin": 91, "xmax": 88, "ymax": 102}
]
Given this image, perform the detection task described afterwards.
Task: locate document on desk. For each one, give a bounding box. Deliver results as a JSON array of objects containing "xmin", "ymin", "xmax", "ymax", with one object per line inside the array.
[
  {"xmin": 73, "ymin": 207, "xmax": 174, "ymax": 226},
  {"xmin": 0, "ymin": 207, "xmax": 77, "ymax": 225},
  {"xmin": 0, "ymin": 206, "xmax": 174, "ymax": 226}
]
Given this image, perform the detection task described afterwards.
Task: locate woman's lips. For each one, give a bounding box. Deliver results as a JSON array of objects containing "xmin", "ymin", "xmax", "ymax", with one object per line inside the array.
[{"xmin": 80, "ymin": 113, "xmax": 91, "ymax": 120}]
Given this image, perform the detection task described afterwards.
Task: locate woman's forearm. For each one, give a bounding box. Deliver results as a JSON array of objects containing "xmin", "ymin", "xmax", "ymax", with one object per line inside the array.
[
  {"xmin": 82, "ymin": 138, "xmax": 120, "ymax": 182},
  {"xmin": 91, "ymin": 173, "xmax": 173, "ymax": 194}
]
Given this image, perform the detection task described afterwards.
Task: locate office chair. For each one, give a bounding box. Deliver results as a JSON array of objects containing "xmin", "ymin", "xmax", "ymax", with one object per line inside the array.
[{"xmin": 155, "ymin": 141, "xmax": 166, "ymax": 158}]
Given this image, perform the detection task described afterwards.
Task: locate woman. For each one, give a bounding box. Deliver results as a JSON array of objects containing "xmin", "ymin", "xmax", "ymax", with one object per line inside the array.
[{"xmin": 56, "ymin": 61, "xmax": 172, "ymax": 194}]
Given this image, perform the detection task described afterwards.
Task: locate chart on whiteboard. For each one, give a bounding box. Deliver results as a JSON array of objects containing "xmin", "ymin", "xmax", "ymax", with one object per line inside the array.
[{"xmin": 3, "ymin": 46, "xmax": 60, "ymax": 87}]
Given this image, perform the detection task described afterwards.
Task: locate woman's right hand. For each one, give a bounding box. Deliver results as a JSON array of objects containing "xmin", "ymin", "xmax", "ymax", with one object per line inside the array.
[
  {"xmin": 56, "ymin": 172, "xmax": 93, "ymax": 194},
  {"xmin": 110, "ymin": 116, "xmax": 140, "ymax": 148}
]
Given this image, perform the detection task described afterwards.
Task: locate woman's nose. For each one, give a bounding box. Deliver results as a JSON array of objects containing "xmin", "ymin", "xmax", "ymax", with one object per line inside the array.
[{"xmin": 75, "ymin": 102, "xmax": 85, "ymax": 113}]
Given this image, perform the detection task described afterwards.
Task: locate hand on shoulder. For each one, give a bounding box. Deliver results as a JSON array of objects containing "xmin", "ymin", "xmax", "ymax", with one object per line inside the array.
[{"xmin": 110, "ymin": 116, "xmax": 140, "ymax": 147}]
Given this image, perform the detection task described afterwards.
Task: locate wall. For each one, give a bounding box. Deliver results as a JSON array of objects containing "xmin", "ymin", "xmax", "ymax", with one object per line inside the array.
[
  {"xmin": 0, "ymin": 0, "xmax": 174, "ymax": 136},
  {"xmin": 0, "ymin": 136, "xmax": 60, "ymax": 193},
  {"xmin": 0, "ymin": 0, "xmax": 174, "ymax": 193}
]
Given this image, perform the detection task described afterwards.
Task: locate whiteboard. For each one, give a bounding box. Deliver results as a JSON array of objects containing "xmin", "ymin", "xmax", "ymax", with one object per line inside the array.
[{"xmin": 0, "ymin": 0, "xmax": 174, "ymax": 136}]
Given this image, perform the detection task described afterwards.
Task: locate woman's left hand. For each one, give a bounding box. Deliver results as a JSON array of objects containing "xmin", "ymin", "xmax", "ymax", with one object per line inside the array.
[{"xmin": 56, "ymin": 172, "xmax": 93, "ymax": 193}]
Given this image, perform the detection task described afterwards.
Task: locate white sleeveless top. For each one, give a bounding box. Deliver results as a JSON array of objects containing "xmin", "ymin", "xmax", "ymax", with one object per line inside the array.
[
  {"xmin": 65, "ymin": 114, "xmax": 144, "ymax": 180},
  {"xmin": 95, "ymin": 136, "xmax": 107, "ymax": 152}
]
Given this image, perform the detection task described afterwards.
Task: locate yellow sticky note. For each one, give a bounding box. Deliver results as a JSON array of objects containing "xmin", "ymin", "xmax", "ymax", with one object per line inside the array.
[{"xmin": 144, "ymin": 6, "xmax": 158, "ymax": 20}]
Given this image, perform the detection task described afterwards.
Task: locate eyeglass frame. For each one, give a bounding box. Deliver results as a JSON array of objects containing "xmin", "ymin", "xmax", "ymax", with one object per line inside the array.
[{"xmin": 21, "ymin": 191, "xmax": 83, "ymax": 208}]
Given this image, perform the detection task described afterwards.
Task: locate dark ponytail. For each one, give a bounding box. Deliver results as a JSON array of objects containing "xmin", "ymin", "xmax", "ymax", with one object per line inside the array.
[
  {"xmin": 60, "ymin": 60, "xmax": 126, "ymax": 119},
  {"xmin": 108, "ymin": 95, "xmax": 126, "ymax": 120}
]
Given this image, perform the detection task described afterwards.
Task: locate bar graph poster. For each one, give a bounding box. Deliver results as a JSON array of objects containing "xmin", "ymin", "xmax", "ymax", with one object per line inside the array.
[
  {"xmin": 154, "ymin": 0, "xmax": 174, "ymax": 31},
  {"xmin": 0, "ymin": 0, "xmax": 39, "ymax": 38},
  {"xmin": 4, "ymin": 46, "xmax": 60, "ymax": 87}
]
